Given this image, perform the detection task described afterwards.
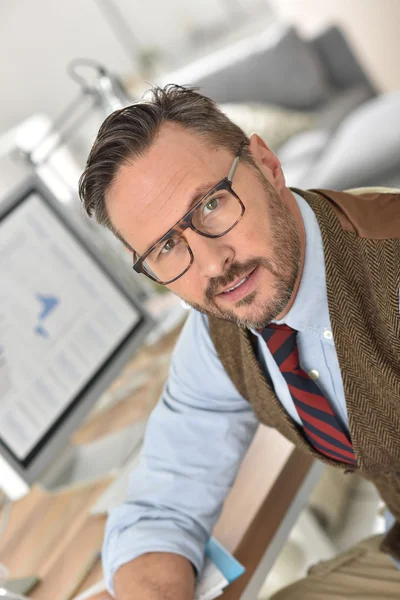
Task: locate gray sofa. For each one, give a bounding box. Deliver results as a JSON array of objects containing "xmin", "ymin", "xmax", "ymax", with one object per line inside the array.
[{"xmin": 160, "ymin": 24, "xmax": 400, "ymax": 190}]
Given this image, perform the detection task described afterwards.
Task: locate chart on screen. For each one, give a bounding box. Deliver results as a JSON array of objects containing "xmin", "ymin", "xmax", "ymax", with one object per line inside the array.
[{"xmin": 0, "ymin": 193, "xmax": 140, "ymax": 461}]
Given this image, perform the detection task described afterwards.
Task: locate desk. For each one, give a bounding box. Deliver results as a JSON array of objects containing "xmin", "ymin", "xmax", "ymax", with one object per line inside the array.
[
  {"xmin": 0, "ymin": 433, "xmax": 320, "ymax": 600},
  {"xmin": 0, "ymin": 480, "xmax": 109, "ymax": 600},
  {"xmin": 0, "ymin": 323, "xmax": 322, "ymax": 599}
]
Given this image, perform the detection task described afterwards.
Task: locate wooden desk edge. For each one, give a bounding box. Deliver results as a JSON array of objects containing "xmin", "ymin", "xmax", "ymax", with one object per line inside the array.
[{"xmin": 222, "ymin": 450, "xmax": 314, "ymax": 599}]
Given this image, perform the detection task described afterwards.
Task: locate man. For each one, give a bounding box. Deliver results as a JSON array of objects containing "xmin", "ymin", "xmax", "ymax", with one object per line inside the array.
[{"xmin": 79, "ymin": 85, "xmax": 400, "ymax": 600}]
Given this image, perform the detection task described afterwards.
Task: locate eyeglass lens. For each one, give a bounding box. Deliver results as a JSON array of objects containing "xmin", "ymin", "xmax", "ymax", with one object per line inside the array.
[{"xmin": 143, "ymin": 189, "xmax": 242, "ymax": 283}]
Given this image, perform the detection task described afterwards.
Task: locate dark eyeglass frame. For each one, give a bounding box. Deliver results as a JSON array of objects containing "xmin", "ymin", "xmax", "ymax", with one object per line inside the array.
[{"xmin": 132, "ymin": 145, "xmax": 246, "ymax": 285}]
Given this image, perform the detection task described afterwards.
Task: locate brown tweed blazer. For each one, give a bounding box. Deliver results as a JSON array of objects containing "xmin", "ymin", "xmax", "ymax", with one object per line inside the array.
[{"xmin": 209, "ymin": 188, "xmax": 400, "ymax": 558}]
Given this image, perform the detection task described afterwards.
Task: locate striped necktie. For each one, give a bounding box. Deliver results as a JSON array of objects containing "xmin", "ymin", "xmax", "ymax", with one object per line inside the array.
[{"xmin": 261, "ymin": 324, "xmax": 357, "ymax": 466}]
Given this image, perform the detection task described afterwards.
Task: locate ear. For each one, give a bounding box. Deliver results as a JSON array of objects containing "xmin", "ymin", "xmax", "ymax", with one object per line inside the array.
[{"xmin": 248, "ymin": 133, "xmax": 286, "ymax": 192}]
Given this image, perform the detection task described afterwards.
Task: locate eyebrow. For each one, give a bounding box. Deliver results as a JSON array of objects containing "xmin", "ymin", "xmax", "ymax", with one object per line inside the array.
[
  {"xmin": 183, "ymin": 180, "xmax": 219, "ymax": 214},
  {"xmin": 142, "ymin": 179, "xmax": 221, "ymax": 255}
]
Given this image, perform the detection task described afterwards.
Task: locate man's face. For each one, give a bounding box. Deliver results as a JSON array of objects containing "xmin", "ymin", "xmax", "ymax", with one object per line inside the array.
[{"xmin": 107, "ymin": 124, "xmax": 301, "ymax": 329}]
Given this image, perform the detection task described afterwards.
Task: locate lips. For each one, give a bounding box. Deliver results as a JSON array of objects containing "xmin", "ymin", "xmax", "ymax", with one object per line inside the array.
[
  {"xmin": 217, "ymin": 272, "xmax": 250, "ymax": 295},
  {"xmin": 215, "ymin": 266, "xmax": 259, "ymax": 303}
]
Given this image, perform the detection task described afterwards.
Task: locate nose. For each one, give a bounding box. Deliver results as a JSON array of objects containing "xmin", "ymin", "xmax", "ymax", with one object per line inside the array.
[{"xmin": 184, "ymin": 228, "xmax": 234, "ymax": 279}]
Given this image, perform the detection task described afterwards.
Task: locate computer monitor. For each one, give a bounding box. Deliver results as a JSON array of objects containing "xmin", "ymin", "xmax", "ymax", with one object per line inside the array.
[{"xmin": 0, "ymin": 174, "xmax": 154, "ymax": 499}]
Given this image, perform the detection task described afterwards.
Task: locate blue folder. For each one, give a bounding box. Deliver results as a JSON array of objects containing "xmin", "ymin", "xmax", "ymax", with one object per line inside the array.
[{"xmin": 205, "ymin": 537, "xmax": 245, "ymax": 584}]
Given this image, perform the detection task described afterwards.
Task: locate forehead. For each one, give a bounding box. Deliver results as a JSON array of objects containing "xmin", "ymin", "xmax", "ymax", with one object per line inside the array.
[{"xmin": 106, "ymin": 123, "xmax": 231, "ymax": 253}]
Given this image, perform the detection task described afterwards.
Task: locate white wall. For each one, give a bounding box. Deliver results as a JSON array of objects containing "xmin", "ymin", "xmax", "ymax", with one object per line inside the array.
[
  {"xmin": 268, "ymin": 0, "xmax": 400, "ymax": 92},
  {"xmin": 114, "ymin": 0, "xmax": 228, "ymax": 51},
  {"xmin": 0, "ymin": 0, "xmax": 260, "ymax": 135},
  {"xmin": 0, "ymin": 0, "xmax": 136, "ymax": 134}
]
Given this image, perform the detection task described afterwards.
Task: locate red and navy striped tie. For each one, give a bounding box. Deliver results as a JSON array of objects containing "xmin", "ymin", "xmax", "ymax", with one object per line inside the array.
[{"xmin": 261, "ymin": 324, "xmax": 357, "ymax": 466}]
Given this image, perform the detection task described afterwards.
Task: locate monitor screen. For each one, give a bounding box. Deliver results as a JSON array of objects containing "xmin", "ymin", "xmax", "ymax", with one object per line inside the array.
[{"xmin": 0, "ymin": 188, "xmax": 144, "ymax": 467}]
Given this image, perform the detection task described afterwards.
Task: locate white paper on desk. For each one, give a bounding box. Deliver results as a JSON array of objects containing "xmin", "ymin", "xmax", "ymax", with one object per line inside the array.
[
  {"xmin": 195, "ymin": 557, "xmax": 228, "ymax": 600},
  {"xmin": 72, "ymin": 557, "xmax": 228, "ymax": 600}
]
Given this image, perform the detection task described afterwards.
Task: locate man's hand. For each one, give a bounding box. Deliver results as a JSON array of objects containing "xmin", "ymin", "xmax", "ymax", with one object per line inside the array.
[{"xmin": 114, "ymin": 552, "xmax": 195, "ymax": 600}]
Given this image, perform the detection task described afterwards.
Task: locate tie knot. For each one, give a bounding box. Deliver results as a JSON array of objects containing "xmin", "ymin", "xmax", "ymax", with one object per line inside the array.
[
  {"xmin": 257, "ymin": 323, "xmax": 295, "ymax": 336},
  {"xmin": 268, "ymin": 324, "xmax": 295, "ymax": 332},
  {"xmin": 259, "ymin": 323, "xmax": 297, "ymax": 353}
]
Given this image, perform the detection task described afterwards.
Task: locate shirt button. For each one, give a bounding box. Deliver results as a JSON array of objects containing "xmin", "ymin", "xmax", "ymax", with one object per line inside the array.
[
  {"xmin": 323, "ymin": 329, "xmax": 333, "ymax": 340},
  {"xmin": 309, "ymin": 369, "xmax": 320, "ymax": 380}
]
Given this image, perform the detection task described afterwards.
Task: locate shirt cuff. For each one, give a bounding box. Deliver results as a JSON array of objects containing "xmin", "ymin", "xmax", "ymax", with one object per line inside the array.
[{"xmin": 103, "ymin": 524, "xmax": 206, "ymax": 595}]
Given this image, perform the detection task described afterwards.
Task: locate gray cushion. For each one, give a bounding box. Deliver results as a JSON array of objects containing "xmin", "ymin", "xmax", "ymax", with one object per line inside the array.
[
  {"xmin": 309, "ymin": 25, "xmax": 377, "ymax": 93},
  {"xmin": 160, "ymin": 25, "xmax": 331, "ymax": 110},
  {"xmin": 302, "ymin": 90, "xmax": 400, "ymax": 189},
  {"xmin": 315, "ymin": 84, "xmax": 372, "ymax": 132}
]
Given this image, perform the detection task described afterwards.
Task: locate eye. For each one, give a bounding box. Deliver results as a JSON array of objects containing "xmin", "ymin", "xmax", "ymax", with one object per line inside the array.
[
  {"xmin": 160, "ymin": 238, "xmax": 177, "ymax": 255},
  {"xmin": 203, "ymin": 196, "xmax": 220, "ymax": 216}
]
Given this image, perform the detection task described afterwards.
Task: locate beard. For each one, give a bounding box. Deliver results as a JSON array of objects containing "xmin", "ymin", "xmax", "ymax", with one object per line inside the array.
[{"xmin": 180, "ymin": 174, "xmax": 301, "ymax": 329}]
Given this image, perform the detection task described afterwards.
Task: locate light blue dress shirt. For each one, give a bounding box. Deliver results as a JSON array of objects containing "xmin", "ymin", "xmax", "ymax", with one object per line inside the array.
[{"xmin": 103, "ymin": 192, "xmax": 390, "ymax": 593}]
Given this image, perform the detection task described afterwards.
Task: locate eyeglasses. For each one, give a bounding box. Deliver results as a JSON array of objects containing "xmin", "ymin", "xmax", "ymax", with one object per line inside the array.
[{"xmin": 132, "ymin": 146, "xmax": 246, "ymax": 285}]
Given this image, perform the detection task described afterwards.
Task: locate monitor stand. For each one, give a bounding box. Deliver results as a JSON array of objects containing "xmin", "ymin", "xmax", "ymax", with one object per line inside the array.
[{"xmin": 40, "ymin": 420, "xmax": 146, "ymax": 491}]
